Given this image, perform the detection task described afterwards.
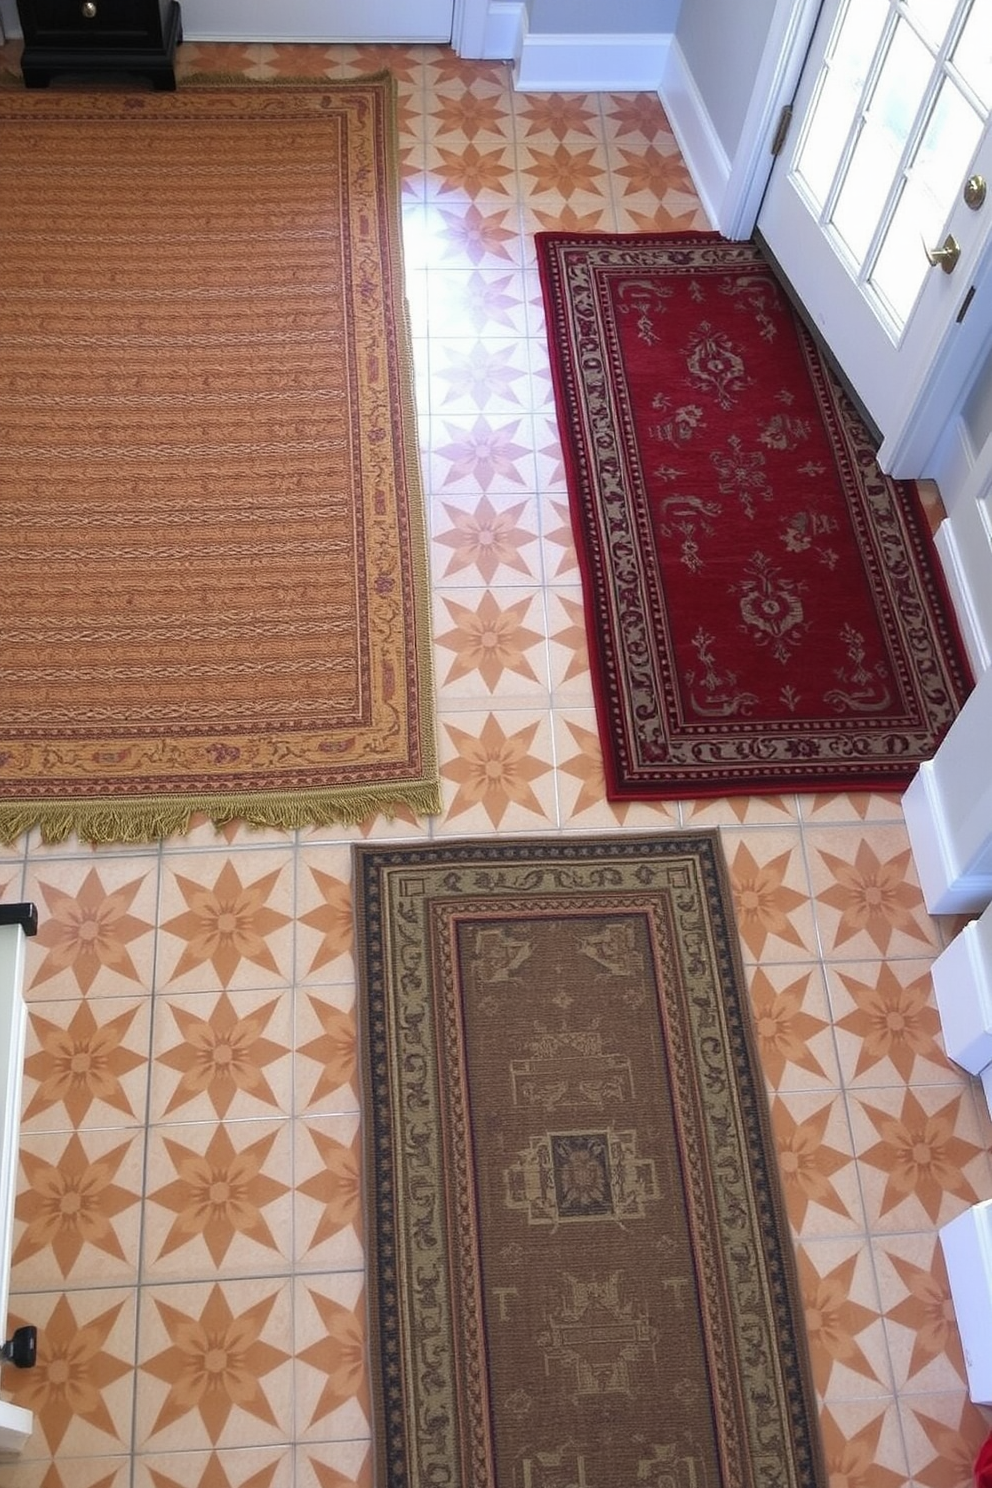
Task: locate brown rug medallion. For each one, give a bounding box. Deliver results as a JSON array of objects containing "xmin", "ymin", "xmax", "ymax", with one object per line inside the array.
[
  {"xmin": 0, "ymin": 80, "xmax": 439, "ymax": 844},
  {"xmin": 536, "ymin": 232, "xmax": 972, "ymax": 799},
  {"xmin": 356, "ymin": 835, "xmax": 826, "ymax": 1488}
]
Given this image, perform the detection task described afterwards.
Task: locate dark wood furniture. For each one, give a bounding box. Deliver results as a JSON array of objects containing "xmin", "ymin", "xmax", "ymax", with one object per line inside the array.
[{"xmin": 15, "ymin": 0, "xmax": 182, "ymax": 90}]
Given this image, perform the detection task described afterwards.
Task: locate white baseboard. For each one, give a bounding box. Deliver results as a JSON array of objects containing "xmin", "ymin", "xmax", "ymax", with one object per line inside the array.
[
  {"xmin": 903, "ymin": 766, "xmax": 992, "ymax": 915},
  {"xmin": 935, "ymin": 518, "xmax": 992, "ymax": 678},
  {"xmin": 657, "ymin": 39, "xmax": 730, "ymax": 235},
  {"xmin": 513, "ymin": 28, "xmax": 671, "ymax": 92},
  {"xmin": 477, "ymin": 0, "xmax": 525, "ymax": 61}
]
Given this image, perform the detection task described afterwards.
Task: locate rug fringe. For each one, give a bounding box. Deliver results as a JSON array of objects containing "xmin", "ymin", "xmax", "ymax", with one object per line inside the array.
[{"xmin": 0, "ymin": 783, "xmax": 443, "ymax": 847}]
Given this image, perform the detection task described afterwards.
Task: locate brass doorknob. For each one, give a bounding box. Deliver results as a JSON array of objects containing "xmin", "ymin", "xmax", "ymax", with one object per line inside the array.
[{"xmin": 924, "ymin": 234, "xmax": 961, "ymax": 273}]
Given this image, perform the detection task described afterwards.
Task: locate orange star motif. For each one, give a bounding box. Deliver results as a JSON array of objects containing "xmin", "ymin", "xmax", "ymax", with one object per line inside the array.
[
  {"xmin": 613, "ymin": 141, "xmax": 696, "ymax": 200},
  {"xmin": 442, "ymin": 715, "xmax": 552, "ymax": 827},
  {"xmin": 157, "ymin": 991, "xmax": 286, "ymax": 1118},
  {"xmin": 148, "ymin": 1451, "xmax": 280, "ymax": 1488},
  {"xmin": 299, "ymin": 866, "xmax": 353, "ymax": 973},
  {"xmin": 606, "ymin": 93, "xmax": 672, "ymax": 141},
  {"xmin": 435, "ymin": 496, "xmax": 535, "ymax": 581},
  {"xmin": 298, "ymin": 996, "xmax": 357, "ymax": 1108},
  {"xmin": 815, "ymin": 841, "xmax": 931, "ymax": 953},
  {"xmin": 728, "ymin": 842, "xmax": 808, "ymax": 957},
  {"xmin": 911, "ymin": 1399, "xmax": 992, "ymax": 1488},
  {"xmin": 797, "ymin": 1249, "xmax": 882, "ymax": 1396},
  {"xmin": 143, "ymin": 1284, "xmax": 289, "ymax": 1444},
  {"xmin": 857, "ymin": 1089, "xmax": 982, "ymax": 1221},
  {"xmin": 558, "ymin": 719, "xmax": 638, "ymax": 823},
  {"xmin": 23, "ymin": 1001, "xmax": 144, "ymax": 1126},
  {"xmin": 14, "ymin": 1132, "xmax": 139, "ymax": 1276},
  {"xmin": 162, "ymin": 861, "xmax": 290, "ymax": 988},
  {"xmin": 882, "ymin": 1240, "xmax": 966, "ymax": 1384},
  {"xmin": 835, "ymin": 963, "xmax": 946, "ymax": 1079},
  {"xmin": 523, "ymin": 143, "xmax": 606, "ymax": 198},
  {"xmin": 819, "ymin": 1407, "xmax": 905, "ymax": 1488},
  {"xmin": 517, "ymin": 93, "xmax": 597, "ymax": 139},
  {"xmin": 4, "ymin": 1294, "xmax": 130, "ymax": 1452},
  {"xmin": 298, "ymin": 1288, "xmax": 369, "ymax": 1428},
  {"xmin": 543, "ymin": 499, "xmax": 578, "ymax": 575},
  {"xmin": 435, "ymin": 592, "xmax": 543, "ymax": 690},
  {"xmin": 769, "ymin": 1096, "xmax": 854, "ymax": 1228},
  {"xmin": 436, "ymin": 203, "xmax": 517, "ymax": 264},
  {"xmin": 550, "ymin": 595, "xmax": 589, "ymax": 682},
  {"xmin": 31, "ymin": 867, "xmax": 152, "ymax": 995},
  {"xmin": 532, "ymin": 203, "xmax": 608, "ymax": 232},
  {"xmin": 148, "ymin": 1125, "xmax": 289, "ymax": 1265},
  {"xmin": 298, "ymin": 1124, "xmax": 362, "ymax": 1254},
  {"xmin": 430, "ymin": 92, "xmax": 509, "ymax": 140},
  {"xmin": 434, "ymin": 142, "xmax": 513, "ymax": 196},
  {"xmin": 435, "ymin": 418, "xmax": 531, "ymax": 493},
  {"xmin": 749, "ymin": 970, "xmax": 828, "ymax": 1087}
]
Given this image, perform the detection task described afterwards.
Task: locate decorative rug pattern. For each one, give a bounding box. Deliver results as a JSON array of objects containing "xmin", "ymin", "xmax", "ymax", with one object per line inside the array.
[
  {"xmin": 355, "ymin": 834, "xmax": 826, "ymax": 1488},
  {"xmin": 536, "ymin": 232, "xmax": 972, "ymax": 799},
  {"xmin": 0, "ymin": 80, "xmax": 439, "ymax": 844}
]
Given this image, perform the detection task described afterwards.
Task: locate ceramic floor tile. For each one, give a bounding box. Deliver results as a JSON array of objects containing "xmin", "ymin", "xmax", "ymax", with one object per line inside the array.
[
  {"xmin": 804, "ymin": 823, "xmax": 942, "ymax": 961},
  {"xmin": 295, "ymin": 1439, "xmax": 372, "ymax": 1488},
  {"xmin": 3, "ymin": 1287, "xmax": 138, "ymax": 1459},
  {"xmin": 294, "ymin": 988, "xmax": 360, "ymax": 1118},
  {"xmin": 0, "ymin": 1459, "xmax": 131, "ymax": 1488},
  {"xmin": 551, "ymin": 710, "xmax": 680, "ymax": 832},
  {"xmin": 21, "ymin": 995, "xmax": 152, "ymax": 1134},
  {"xmin": 768, "ymin": 1091, "xmax": 865, "ymax": 1239},
  {"xmin": 433, "ymin": 586, "xmax": 551, "ymax": 706},
  {"xmin": 135, "ymin": 1279, "xmax": 294, "ymax": 1452},
  {"xmin": 824, "ymin": 958, "xmax": 955, "ymax": 1087},
  {"xmin": 142, "ymin": 1119, "xmax": 294, "ymax": 1281},
  {"xmin": 155, "ymin": 850, "xmax": 295, "ymax": 994},
  {"xmin": 295, "ymin": 846, "xmax": 355, "ymax": 985},
  {"xmin": 148, "ymin": 988, "xmax": 294, "ymax": 1124},
  {"xmin": 720, "ymin": 827, "xmax": 819, "ymax": 964},
  {"xmin": 294, "ymin": 1115, "xmax": 363, "ymax": 1271},
  {"xmin": 430, "ymin": 492, "xmax": 541, "ymax": 585},
  {"xmin": 436, "ymin": 707, "xmax": 558, "ymax": 834},
  {"xmin": 897, "ymin": 1392, "xmax": 992, "ymax": 1488},
  {"xmin": 12, "ymin": 1127, "xmax": 144, "ymax": 1290},
  {"xmin": 293, "ymin": 1272, "xmax": 369, "ymax": 1443},
  {"xmin": 133, "ymin": 1446, "xmax": 295, "ymax": 1488},
  {"xmin": 21, "ymin": 859, "xmax": 159, "ymax": 1002},
  {"xmin": 818, "ymin": 1400, "xmax": 910, "ymax": 1488},
  {"xmin": 847, "ymin": 1082, "xmax": 992, "ymax": 1232},
  {"xmin": 795, "ymin": 1237, "xmax": 893, "ymax": 1401},
  {"xmin": 746, "ymin": 962, "xmax": 842, "ymax": 1093},
  {"xmin": 871, "ymin": 1232, "xmax": 968, "ymax": 1394}
]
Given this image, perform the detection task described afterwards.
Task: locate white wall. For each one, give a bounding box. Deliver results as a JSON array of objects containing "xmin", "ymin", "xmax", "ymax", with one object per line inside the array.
[
  {"xmin": 675, "ymin": 0, "xmax": 777, "ymax": 158},
  {"xmin": 528, "ymin": 0, "xmax": 681, "ymax": 33}
]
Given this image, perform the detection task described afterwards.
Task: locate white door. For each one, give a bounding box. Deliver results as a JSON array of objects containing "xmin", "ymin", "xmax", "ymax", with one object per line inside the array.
[{"xmin": 758, "ymin": 0, "xmax": 992, "ymax": 467}]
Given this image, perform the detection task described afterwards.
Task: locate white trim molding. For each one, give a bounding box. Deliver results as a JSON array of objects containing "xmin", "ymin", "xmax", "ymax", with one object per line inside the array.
[
  {"xmin": 657, "ymin": 39, "xmax": 730, "ymax": 235},
  {"xmin": 513, "ymin": 25, "xmax": 671, "ymax": 93}
]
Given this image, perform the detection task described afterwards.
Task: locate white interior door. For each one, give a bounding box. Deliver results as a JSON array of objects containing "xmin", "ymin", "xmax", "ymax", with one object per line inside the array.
[{"xmin": 758, "ymin": 0, "xmax": 992, "ymax": 465}]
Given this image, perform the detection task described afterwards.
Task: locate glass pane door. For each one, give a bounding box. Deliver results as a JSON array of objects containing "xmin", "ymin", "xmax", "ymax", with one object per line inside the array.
[{"xmin": 790, "ymin": 0, "xmax": 991, "ymax": 340}]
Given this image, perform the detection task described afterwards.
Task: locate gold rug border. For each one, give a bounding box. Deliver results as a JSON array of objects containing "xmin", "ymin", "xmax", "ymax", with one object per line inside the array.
[{"xmin": 0, "ymin": 74, "xmax": 440, "ymax": 846}]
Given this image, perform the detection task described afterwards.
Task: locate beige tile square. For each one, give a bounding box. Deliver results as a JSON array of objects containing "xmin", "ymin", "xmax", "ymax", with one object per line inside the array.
[
  {"xmin": 295, "ymin": 986, "xmax": 360, "ymax": 1117},
  {"xmin": 134, "ymin": 1447, "xmax": 295, "ymax": 1488},
  {"xmin": 825, "ymin": 958, "xmax": 955, "ymax": 1087},
  {"xmin": 21, "ymin": 996, "xmax": 152, "ymax": 1134},
  {"xmin": 12, "ymin": 1128, "xmax": 144, "ymax": 1290},
  {"xmin": 296, "ymin": 845, "xmax": 355, "ymax": 986},
  {"xmin": 294, "ymin": 1115, "xmax": 364, "ymax": 1272},
  {"xmin": 22, "ymin": 857, "xmax": 159, "ymax": 1002},
  {"xmin": 745, "ymin": 962, "xmax": 842, "ymax": 1093},
  {"xmin": 719, "ymin": 826, "xmax": 818, "ymax": 964},
  {"xmin": 149, "ymin": 988, "xmax": 293, "ymax": 1124},
  {"xmin": 135, "ymin": 1279, "xmax": 294, "ymax": 1452},
  {"xmin": 436, "ymin": 707, "xmax": 558, "ymax": 835},
  {"xmin": 157, "ymin": 848, "xmax": 295, "ymax": 994},
  {"xmin": 804, "ymin": 823, "xmax": 941, "ymax": 961},
  {"xmin": 293, "ymin": 1272, "xmax": 370, "ymax": 1443},
  {"xmin": 143, "ymin": 1119, "xmax": 294, "ymax": 1281}
]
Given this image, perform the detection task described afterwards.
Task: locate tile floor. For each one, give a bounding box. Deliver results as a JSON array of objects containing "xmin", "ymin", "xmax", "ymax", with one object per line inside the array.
[{"xmin": 0, "ymin": 38, "xmax": 990, "ymax": 1488}]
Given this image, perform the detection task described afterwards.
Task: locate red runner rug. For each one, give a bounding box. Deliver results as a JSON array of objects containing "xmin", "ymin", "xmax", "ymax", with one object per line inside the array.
[{"xmin": 537, "ymin": 232, "xmax": 972, "ymax": 799}]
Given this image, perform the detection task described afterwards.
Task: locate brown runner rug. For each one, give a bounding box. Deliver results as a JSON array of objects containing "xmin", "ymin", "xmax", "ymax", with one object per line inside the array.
[
  {"xmin": 356, "ymin": 834, "xmax": 826, "ymax": 1488},
  {"xmin": 0, "ymin": 80, "xmax": 439, "ymax": 844},
  {"xmin": 537, "ymin": 232, "xmax": 972, "ymax": 800}
]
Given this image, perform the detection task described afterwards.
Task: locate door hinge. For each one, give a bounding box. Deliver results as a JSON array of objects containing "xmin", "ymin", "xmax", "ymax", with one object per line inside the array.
[
  {"xmin": 771, "ymin": 105, "xmax": 793, "ymax": 158},
  {"xmin": 957, "ymin": 285, "xmax": 977, "ymax": 323}
]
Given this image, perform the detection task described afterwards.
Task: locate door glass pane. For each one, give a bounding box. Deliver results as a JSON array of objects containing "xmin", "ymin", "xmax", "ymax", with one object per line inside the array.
[
  {"xmin": 953, "ymin": 3, "xmax": 992, "ymax": 109},
  {"xmin": 904, "ymin": 0, "xmax": 958, "ymax": 47},
  {"xmin": 794, "ymin": 0, "xmax": 888, "ymax": 209},
  {"xmin": 871, "ymin": 78, "xmax": 983, "ymax": 323},
  {"xmin": 831, "ymin": 19, "xmax": 932, "ymax": 263}
]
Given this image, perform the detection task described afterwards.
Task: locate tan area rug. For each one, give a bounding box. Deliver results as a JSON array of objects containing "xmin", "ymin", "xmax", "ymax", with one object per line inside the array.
[
  {"xmin": 355, "ymin": 835, "xmax": 826, "ymax": 1488},
  {"xmin": 0, "ymin": 80, "xmax": 439, "ymax": 844}
]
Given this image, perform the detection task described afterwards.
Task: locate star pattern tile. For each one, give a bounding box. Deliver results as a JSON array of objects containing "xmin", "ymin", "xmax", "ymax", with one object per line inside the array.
[{"xmin": 0, "ymin": 35, "xmax": 985, "ymax": 1487}]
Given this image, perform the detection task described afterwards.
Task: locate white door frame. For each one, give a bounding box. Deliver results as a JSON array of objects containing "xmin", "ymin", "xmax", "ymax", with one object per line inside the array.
[{"xmin": 724, "ymin": 0, "xmax": 992, "ymax": 479}]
